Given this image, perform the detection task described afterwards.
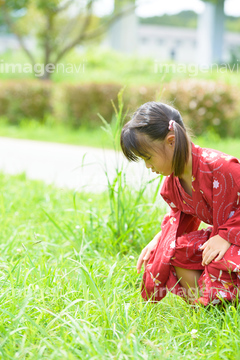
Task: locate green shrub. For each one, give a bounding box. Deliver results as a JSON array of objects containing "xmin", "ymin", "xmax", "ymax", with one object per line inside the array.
[
  {"xmin": 124, "ymin": 84, "xmax": 160, "ymax": 116},
  {"xmin": 62, "ymin": 83, "xmax": 121, "ymax": 127},
  {"xmin": 0, "ymin": 79, "xmax": 240, "ymax": 137},
  {"xmin": 62, "ymin": 82, "xmax": 159, "ymax": 128},
  {"xmin": 0, "ymin": 80, "xmax": 52, "ymax": 124},
  {"xmin": 62, "ymin": 80, "xmax": 240, "ymax": 138},
  {"xmin": 163, "ymin": 79, "xmax": 240, "ymax": 137}
]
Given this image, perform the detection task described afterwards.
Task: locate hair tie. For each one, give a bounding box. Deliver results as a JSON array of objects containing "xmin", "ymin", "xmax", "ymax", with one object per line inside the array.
[{"xmin": 168, "ymin": 120, "xmax": 175, "ymax": 131}]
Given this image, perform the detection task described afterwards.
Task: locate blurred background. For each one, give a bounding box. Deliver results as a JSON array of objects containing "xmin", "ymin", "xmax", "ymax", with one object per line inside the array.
[{"xmin": 0, "ymin": 0, "xmax": 240, "ymax": 146}]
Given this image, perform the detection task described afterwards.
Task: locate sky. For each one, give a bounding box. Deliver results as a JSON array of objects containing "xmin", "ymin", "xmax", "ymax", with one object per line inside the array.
[{"xmin": 94, "ymin": 0, "xmax": 240, "ymax": 17}]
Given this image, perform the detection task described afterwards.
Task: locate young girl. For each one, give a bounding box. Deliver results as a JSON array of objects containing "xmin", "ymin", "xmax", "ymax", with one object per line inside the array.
[{"xmin": 121, "ymin": 101, "xmax": 240, "ymax": 306}]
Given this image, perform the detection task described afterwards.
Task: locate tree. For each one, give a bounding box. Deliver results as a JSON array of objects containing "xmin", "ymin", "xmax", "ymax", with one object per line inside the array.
[{"xmin": 1, "ymin": 0, "xmax": 136, "ymax": 79}]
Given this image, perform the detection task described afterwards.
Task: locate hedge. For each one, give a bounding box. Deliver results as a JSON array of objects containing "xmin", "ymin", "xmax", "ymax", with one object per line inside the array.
[
  {"xmin": 162, "ymin": 80, "xmax": 240, "ymax": 137},
  {"xmin": 0, "ymin": 79, "xmax": 239, "ymax": 137},
  {"xmin": 63, "ymin": 83, "xmax": 120, "ymax": 127},
  {"xmin": 0, "ymin": 80, "xmax": 52, "ymax": 124}
]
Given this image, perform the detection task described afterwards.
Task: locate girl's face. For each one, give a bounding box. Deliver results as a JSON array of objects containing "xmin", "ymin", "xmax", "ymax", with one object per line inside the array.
[{"xmin": 140, "ymin": 134, "xmax": 175, "ymax": 176}]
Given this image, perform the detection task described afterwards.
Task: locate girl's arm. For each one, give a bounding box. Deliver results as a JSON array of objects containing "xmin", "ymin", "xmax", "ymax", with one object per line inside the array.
[{"xmin": 136, "ymin": 231, "xmax": 162, "ymax": 274}]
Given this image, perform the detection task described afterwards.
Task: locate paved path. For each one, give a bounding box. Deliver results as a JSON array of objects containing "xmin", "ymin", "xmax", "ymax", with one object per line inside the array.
[{"xmin": 0, "ymin": 137, "xmax": 156, "ymax": 192}]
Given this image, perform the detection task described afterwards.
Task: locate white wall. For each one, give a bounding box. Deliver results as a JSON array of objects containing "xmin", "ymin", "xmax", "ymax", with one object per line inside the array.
[{"xmin": 132, "ymin": 24, "xmax": 240, "ymax": 63}]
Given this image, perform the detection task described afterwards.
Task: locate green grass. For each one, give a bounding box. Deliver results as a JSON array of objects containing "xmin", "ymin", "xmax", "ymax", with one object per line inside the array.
[
  {"xmin": 2, "ymin": 119, "xmax": 240, "ymax": 159},
  {"xmin": 1, "ymin": 47, "xmax": 240, "ymax": 86},
  {"xmin": 1, "ymin": 95, "xmax": 240, "ymax": 358},
  {"xmin": 1, "ymin": 170, "xmax": 240, "ymax": 359},
  {"xmin": 0, "ymin": 119, "xmax": 113, "ymax": 148}
]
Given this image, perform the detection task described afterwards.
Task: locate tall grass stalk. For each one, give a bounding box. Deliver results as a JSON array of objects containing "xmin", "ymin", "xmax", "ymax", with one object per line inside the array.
[{"xmin": 98, "ymin": 89, "xmax": 163, "ymax": 251}]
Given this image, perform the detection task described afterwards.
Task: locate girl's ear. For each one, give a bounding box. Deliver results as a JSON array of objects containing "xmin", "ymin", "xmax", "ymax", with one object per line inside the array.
[{"xmin": 166, "ymin": 135, "xmax": 175, "ymax": 147}]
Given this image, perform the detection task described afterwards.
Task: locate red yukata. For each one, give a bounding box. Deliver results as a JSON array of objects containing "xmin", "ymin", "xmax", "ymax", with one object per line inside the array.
[{"xmin": 142, "ymin": 143, "xmax": 240, "ymax": 306}]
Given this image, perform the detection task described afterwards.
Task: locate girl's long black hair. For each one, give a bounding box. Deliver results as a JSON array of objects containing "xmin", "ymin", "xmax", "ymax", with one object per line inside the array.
[{"xmin": 120, "ymin": 102, "xmax": 190, "ymax": 177}]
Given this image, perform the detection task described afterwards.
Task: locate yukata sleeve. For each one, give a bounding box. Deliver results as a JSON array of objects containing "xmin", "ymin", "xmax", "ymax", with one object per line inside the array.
[{"xmin": 212, "ymin": 157, "xmax": 240, "ymax": 245}]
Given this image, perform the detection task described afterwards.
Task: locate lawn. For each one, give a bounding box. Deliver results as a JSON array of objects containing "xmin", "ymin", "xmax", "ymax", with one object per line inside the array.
[
  {"xmin": 0, "ymin": 120, "xmax": 113, "ymax": 149},
  {"xmin": 1, "ymin": 163, "xmax": 240, "ymax": 358},
  {"xmin": 1, "ymin": 47, "xmax": 239, "ymax": 86},
  {"xmin": 2, "ymin": 120, "xmax": 240, "ymax": 159}
]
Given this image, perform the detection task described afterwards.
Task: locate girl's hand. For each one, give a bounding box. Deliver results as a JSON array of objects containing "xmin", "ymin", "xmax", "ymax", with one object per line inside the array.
[
  {"xmin": 136, "ymin": 232, "xmax": 161, "ymax": 274},
  {"xmin": 200, "ymin": 235, "xmax": 231, "ymax": 266}
]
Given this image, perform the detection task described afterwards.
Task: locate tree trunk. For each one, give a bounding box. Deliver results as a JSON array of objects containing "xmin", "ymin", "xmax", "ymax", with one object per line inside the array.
[
  {"xmin": 197, "ymin": 0, "xmax": 225, "ymax": 65},
  {"xmin": 108, "ymin": 0, "xmax": 138, "ymax": 54}
]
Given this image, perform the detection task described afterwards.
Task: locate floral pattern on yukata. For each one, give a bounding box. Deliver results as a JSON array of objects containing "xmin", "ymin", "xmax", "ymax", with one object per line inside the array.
[{"xmin": 142, "ymin": 143, "xmax": 240, "ymax": 305}]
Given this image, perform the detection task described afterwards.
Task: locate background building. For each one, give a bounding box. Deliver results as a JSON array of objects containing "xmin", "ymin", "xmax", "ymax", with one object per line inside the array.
[{"xmin": 137, "ymin": 24, "xmax": 240, "ymax": 63}]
